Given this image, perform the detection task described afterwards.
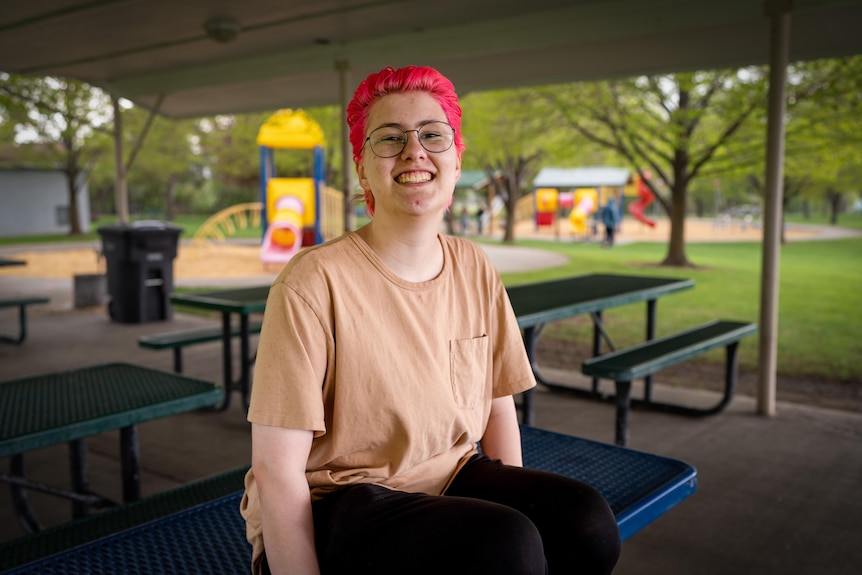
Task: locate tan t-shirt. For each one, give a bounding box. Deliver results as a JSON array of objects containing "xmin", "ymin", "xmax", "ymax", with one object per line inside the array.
[{"xmin": 240, "ymin": 231, "xmax": 536, "ymax": 571}]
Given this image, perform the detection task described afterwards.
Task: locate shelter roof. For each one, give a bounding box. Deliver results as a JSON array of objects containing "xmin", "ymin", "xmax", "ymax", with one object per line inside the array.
[
  {"xmin": 2, "ymin": 1, "xmax": 861, "ymax": 118},
  {"xmin": 533, "ymin": 167, "xmax": 631, "ymax": 189}
]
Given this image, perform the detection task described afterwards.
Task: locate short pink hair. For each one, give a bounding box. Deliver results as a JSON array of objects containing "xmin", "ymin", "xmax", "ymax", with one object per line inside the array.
[{"xmin": 346, "ymin": 65, "xmax": 466, "ymax": 165}]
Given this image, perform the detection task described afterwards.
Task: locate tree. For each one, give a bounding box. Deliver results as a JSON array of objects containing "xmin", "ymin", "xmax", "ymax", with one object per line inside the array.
[
  {"xmin": 461, "ymin": 89, "xmax": 547, "ymax": 242},
  {"xmin": 542, "ymin": 70, "xmax": 766, "ymax": 266},
  {"xmin": 0, "ymin": 73, "xmax": 111, "ymax": 234}
]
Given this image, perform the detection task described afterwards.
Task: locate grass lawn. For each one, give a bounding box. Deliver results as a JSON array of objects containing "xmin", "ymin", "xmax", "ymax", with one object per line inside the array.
[
  {"xmin": 493, "ymin": 236, "xmax": 862, "ymax": 383},
  {"xmin": 2, "ymin": 214, "xmax": 859, "ymax": 383}
]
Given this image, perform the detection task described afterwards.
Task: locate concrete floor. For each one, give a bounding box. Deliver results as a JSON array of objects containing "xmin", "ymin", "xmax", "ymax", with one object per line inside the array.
[{"xmin": 1, "ymin": 271, "xmax": 861, "ymax": 574}]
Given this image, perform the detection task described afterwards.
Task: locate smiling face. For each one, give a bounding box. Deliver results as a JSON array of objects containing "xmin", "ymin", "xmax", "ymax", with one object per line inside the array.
[{"xmin": 357, "ymin": 92, "xmax": 461, "ymax": 220}]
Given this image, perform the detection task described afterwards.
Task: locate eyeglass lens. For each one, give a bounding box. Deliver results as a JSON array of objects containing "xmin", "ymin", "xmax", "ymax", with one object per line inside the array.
[{"xmin": 367, "ymin": 122, "xmax": 454, "ymax": 158}]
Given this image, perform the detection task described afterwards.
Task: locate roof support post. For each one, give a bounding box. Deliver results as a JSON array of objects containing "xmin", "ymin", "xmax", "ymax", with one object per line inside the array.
[
  {"xmin": 336, "ymin": 59, "xmax": 355, "ymax": 232},
  {"xmin": 112, "ymin": 95, "xmax": 129, "ymax": 224},
  {"xmin": 757, "ymin": 1, "xmax": 791, "ymax": 417}
]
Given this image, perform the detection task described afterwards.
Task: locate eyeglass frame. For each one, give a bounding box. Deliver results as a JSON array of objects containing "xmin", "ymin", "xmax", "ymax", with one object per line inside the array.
[{"xmin": 363, "ymin": 121, "xmax": 456, "ymax": 158}]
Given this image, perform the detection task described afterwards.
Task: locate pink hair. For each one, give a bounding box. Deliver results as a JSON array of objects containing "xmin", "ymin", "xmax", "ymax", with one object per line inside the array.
[{"xmin": 347, "ymin": 66, "xmax": 465, "ymax": 216}]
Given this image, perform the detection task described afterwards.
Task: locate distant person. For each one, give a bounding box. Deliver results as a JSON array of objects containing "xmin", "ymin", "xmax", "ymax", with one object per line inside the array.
[
  {"xmin": 459, "ymin": 205, "xmax": 470, "ymax": 235},
  {"xmin": 601, "ymin": 197, "xmax": 620, "ymax": 247},
  {"xmin": 476, "ymin": 202, "xmax": 487, "ymax": 235}
]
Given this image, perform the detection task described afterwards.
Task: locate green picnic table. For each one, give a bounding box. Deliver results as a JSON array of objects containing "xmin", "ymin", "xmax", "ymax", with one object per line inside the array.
[
  {"xmin": 507, "ymin": 273, "xmax": 694, "ymax": 425},
  {"xmin": 170, "ymin": 286, "xmax": 269, "ymax": 411},
  {"xmin": 0, "ymin": 363, "xmax": 222, "ymax": 533}
]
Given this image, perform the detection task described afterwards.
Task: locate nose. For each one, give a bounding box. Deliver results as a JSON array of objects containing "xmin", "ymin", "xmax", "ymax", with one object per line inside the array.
[{"xmin": 400, "ymin": 129, "xmax": 426, "ymax": 158}]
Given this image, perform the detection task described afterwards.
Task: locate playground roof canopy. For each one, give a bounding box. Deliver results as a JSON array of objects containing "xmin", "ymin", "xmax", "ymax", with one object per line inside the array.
[
  {"xmin": 533, "ymin": 167, "xmax": 631, "ymax": 190},
  {"xmin": 456, "ymin": 170, "xmax": 492, "ymax": 190},
  {"xmin": 2, "ymin": 1, "xmax": 861, "ymax": 119}
]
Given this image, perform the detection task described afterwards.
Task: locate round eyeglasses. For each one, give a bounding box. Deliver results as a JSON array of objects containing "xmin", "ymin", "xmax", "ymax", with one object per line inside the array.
[{"xmin": 364, "ymin": 121, "xmax": 455, "ymax": 158}]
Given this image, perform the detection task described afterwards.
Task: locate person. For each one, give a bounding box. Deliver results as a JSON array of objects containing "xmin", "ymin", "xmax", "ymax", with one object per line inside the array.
[
  {"xmin": 476, "ymin": 202, "xmax": 487, "ymax": 235},
  {"xmin": 240, "ymin": 65, "xmax": 621, "ymax": 575},
  {"xmin": 459, "ymin": 205, "xmax": 470, "ymax": 235},
  {"xmin": 601, "ymin": 197, "xmax": 620, "ymax": 247}
]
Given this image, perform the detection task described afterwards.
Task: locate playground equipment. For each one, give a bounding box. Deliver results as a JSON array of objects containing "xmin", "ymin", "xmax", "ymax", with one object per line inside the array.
[
  {"xmin": 568, "ymin": 188, "xmax": 598, "ymax": 235},
  {"xmin": 258, "ymin": 109, "xmax": 326, "ymax": 264},
  {"xmin": 627, "ymin": 173, "xmax": 656, "ymax": 228},
  {"xmin": 534, "ymin": 188, "xmax": 558, "ymax": 227},
  {"xmin": 192, "ymin": 203, "xmax": 262, "ymax": 246}
]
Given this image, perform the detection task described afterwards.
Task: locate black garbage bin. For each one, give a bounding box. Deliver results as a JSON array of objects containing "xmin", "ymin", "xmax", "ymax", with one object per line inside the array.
[{"xmin": 98, "ymin": 221, "xmax": 184, "ymax": 323}]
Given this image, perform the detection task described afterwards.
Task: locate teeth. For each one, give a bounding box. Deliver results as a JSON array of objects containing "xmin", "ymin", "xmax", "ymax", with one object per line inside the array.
[{"xmin": 396, "ymin": 171, "xmax": 432, "ymax": 184}]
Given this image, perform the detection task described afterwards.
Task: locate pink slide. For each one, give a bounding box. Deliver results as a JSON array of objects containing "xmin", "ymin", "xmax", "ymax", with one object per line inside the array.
[{"xmin": 628, "ymin": 179, "xmax": 656, "ymax": 228}]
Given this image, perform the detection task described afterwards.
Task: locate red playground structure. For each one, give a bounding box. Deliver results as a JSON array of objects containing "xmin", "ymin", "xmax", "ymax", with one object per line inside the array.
[{"xmin": 628, "ymin": 173, "xmax": 656, "ymax": 228}]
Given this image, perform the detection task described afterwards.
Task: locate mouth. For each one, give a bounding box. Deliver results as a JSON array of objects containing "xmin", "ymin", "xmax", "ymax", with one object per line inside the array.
[{"xmin": 395, "ymin": 170, "xmax": 433, "ymax": 184}]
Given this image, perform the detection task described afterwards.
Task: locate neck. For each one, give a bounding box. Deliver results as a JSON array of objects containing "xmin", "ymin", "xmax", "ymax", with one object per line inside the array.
[{"xmin": 357, "ymin": 218, "xmax": 444, "ymax": 282}]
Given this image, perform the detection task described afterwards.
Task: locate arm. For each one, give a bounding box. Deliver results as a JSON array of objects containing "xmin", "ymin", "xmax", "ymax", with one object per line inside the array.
[
  {"xmin": 480, "ymin": 395, "xmax": 523, "ymax": 466},
  {"xmin": 251, "ymin": 423, "xmax": 320, "ymax": 575}
]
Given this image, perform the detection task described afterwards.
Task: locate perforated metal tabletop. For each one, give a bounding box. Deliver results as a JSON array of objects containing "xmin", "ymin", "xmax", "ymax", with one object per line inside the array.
[{"xmin": 0, "ymin": 363, "xmax": 222, "ymax": 457}]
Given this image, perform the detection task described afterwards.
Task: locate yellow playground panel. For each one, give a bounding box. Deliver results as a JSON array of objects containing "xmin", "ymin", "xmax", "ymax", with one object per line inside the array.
[
  {"xmin": 258, "ymin": 109, "xmax": 339, "ymax": 265},
  {"xmin": 569, "ymin": 188, "xmax": 598, "ymax": 235}
]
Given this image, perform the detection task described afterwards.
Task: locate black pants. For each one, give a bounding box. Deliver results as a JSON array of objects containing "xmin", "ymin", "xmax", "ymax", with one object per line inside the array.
[{"xmin": 264, "ymin": 454, "xmax": 620, "ymax": 574}]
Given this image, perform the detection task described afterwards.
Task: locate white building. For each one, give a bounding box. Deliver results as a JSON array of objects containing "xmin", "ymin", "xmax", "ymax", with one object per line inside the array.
[{"xmin": 0, "ymin": 168, "xmax": 91, "ymax": 237}]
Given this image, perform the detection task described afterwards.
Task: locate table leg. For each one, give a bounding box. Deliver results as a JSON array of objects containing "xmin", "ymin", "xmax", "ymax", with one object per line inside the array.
[
  {"xmin": 591, "ymin": 310, "xmax": 603, "ymax": 393},
  {"xmin": 240, "ymin": 313, "xmax": 251, "ymax": 410},
  {"xmin": 644, "ymin": 299, "xmax": 657, "ymax": 402},
  {"xmin": 69, "ymin": 438, "xmax": 89, "ymax": 518},
  {"xmin": 120, "ymin": 425, "xmax": 141, "ymax": 502},
  {"xmin": 9, "ymin": 454, "xmax": 41, "ymax": 533},
  {"xmin": 614, "ymin": 380, "xmax": 632, "ymax": 447},
  {"xmin": 0, "ymin": 304, "xmax": 28, "ymax": 344},
  {"xmin": 520, "ymin": 326, "xmax": 538, "ymax": 426},
  {"xmin": 217, "ymin": 312, "xmax": 233, "ymax": 411}
]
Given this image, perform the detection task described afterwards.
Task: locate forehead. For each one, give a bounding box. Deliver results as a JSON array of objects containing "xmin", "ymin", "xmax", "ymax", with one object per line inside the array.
[{"xmin": 367, "ymin": 92, "xmax": 446, "ymax": 130}]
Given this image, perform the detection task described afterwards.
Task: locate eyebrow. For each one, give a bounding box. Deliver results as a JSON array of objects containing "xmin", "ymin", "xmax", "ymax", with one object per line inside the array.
[{"xmin": 369, "ymin": 119, "xmax": 447, "ymax": 132}]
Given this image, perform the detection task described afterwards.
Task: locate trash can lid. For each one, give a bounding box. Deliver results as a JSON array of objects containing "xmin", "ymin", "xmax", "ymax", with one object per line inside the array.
[{"xmin": 98, "ymin": 221, "xmax": 184, "ymax": 233}]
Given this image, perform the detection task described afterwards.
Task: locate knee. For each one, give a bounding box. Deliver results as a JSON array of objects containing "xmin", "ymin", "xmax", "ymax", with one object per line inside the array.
[
  {"xmin": 551, "ymin": 483, "xmax": 621, "ymax": 574},
  {"xmin": 472, "ymin": 505, "xmax": 547, "ymax": 575}
]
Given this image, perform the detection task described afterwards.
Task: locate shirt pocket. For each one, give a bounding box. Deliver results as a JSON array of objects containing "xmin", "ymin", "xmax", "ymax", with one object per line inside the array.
[{"xmin": 449, "ymin": 335, "xmax": 489, "ymax": 409}]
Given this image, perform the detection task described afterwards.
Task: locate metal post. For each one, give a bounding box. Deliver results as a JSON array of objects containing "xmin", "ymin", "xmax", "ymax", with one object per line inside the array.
[
  {"xmin": 336, "ymin": 59, "xmax": 355, "ymax": 231},
  {"xmin": 757, "ymin": 2, "xmax": 790, "ymax": 417},
  {"xmin": 112, "ymin": 95, "xmax": 129, "ymax": 224}
]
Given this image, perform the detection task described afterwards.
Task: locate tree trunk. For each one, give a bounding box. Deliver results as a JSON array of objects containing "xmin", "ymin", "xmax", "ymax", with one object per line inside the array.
[
  {"xmin": 66, "ymin": 166, "xmax": 82, "ymax": 235},
  {"xmin": 661, "ymin": 181, "xmax": 691, "ymax": 266},
  {"xmin": 827, "ymin": 189, "xmax": 841, "ymax": 224},
  {"xmin": 503, "ymin": 176, "xmax": 517, "ymax": 243},
  {"xmin": 165, "ymin": 174, "xmax": 177, "ymax": 221}
]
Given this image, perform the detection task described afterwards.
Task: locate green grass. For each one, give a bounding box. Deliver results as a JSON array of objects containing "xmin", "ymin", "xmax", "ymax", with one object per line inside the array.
[
  {"xmin": 493, "ymin": 237, "xmax": 862, "ymax": 383},
  {"xmin": 3, "ymin": 214, "xmax": 860, "ymax": 383}
]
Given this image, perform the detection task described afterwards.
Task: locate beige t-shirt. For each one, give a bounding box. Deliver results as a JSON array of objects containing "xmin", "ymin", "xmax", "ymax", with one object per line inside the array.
[{"xmin": 240, "ymin": 231, "xmax": 536, "ymax": 571}]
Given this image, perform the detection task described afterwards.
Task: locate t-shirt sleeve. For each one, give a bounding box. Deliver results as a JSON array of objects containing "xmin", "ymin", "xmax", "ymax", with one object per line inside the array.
[{"xmin": 247, "ymin": 281, "xmax": 329, "ymax": 435}]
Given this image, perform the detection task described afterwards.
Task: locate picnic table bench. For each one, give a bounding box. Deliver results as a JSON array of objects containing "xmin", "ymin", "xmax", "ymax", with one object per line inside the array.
[
  {"xmin": 0, "ymin": 297, "xmax": 50, "ymax": 344},
  {"xmin": 138, "ymin": 320, "xmax": 263, "ymax": 374},
  {"xmin": 0, "ymin": 426, "xmax": 697, "ymax": 574},
  {"xmin": 582, "ymin": 319, "xmax": 757, "ymax": 446}
]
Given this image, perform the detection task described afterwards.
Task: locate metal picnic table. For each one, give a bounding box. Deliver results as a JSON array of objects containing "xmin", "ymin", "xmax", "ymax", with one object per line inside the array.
[
  {"xmin": 170, "ymin": 286, "xmax": 269, "ymax": 411},
  {"xmin": 507, "ymin": 273, "xmax": 695, "ymax": 425},
  {"xmin": 0, "ymin": 363, "xmax": 221, "ymax": 533}
]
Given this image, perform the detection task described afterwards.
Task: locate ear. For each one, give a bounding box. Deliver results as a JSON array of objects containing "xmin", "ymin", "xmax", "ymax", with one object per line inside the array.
[{"xmin": 357, "ymin": 162, "xmax": 369, "ymax": 190}]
